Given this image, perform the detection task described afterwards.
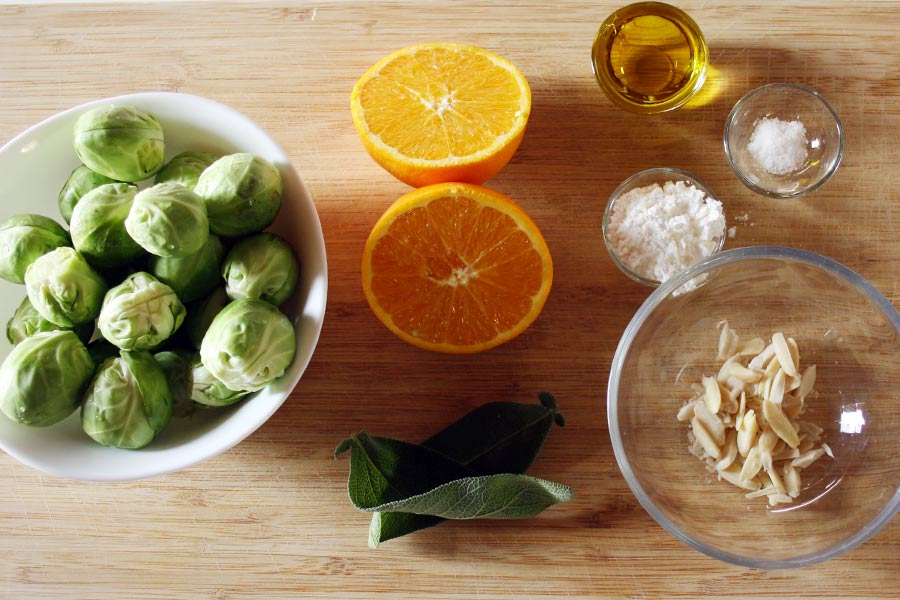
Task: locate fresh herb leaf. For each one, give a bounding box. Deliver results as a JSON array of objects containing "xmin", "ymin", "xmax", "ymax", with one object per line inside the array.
[
  {"xmin": 367, "ymin": 474, "xmax": 573, "ymax": 519},
  {"xmin": 336, "ymin": 393, "xmax": 569, "ymax": 547}
]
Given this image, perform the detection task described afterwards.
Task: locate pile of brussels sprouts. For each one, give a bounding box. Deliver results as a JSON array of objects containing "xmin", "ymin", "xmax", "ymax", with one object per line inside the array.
[{"xmin": 0, "ymin": 104, "xmax": 301, "ymax": 450}]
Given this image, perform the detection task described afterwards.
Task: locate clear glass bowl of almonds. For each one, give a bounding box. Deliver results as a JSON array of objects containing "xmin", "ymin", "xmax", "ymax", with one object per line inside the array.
[{"xmin": 608, "ymin": 246, "xmax": 900, "ymax": 568}]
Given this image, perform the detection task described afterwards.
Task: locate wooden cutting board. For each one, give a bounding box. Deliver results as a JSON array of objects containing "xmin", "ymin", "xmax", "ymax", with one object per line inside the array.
[{"xmin": 1, "ymin": 1, "xmax": 899, "ymax": 598}]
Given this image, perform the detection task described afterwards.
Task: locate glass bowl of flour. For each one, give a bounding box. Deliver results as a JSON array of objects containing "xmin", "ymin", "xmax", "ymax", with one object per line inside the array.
[
  {"xmin": 603, "ymin": 167, "xmax": 726, "ymax": 291},
  {"xmin": 724, "ymin": 83, "xmax": 844, "ymax": 198}
]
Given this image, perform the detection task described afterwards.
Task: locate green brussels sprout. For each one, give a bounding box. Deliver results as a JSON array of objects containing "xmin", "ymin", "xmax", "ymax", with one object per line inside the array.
[
  {"xmin": 70, "ymin": 182, "xmax": 144, "ymax": 268},
  {"xmin": 73, "ymin": 104, "xmax": 165, "ymax": 182},
  {"xmin": 222, "ymin": 233, "xmax": 299, "ymax": 305},
  {"xmin": 199, "ymin": 299, "xmax": 295, "ymax": 392},
  {"xmin": 125, "ymin": 182, "xmax": 209, "ymax": 258},
  {"xmin": 98, "ymin": 272, "xmax": 186, "ymax": 350},
  {"xmin": 184, "ymin": 286, "xmax": 229, "ymax": 350},
  {"xmin": 87, "ymin": 338, "xmax": 119, "ymax": 366},
  {"xmin": 154, "ymin": 151, "xmax": 218, "ymax": 190},
  {"xmin": 0, "ymin": 214, "xmax": 70, "ymax": 284},
  {"xmin": 58, "ymin": 165, "xmax": 118, "ymax": 224},
  {"xmin": 195, "ymin": 153, "xmax": 282, "ymax": 237},
  {"xmin": 81, "ymin": 351, "xmax": 173, "ymax": 449},
  {"xmin": 25, "ymin": 247, "xmax": 107, "ymax": 327},
  {"xmin": 0, "ymin": 331, "xmax": 94, "ymax": 427},
  {"xmin": 6, "ymin": 295, "xmax": 93, "ymax": 345},
  {"xmin": 148, "ymin": 234, "xmax": 224, "ymax": 303},
  {"xmin": 190, "ymin": 353, "xmax": 249, "ymax": 407},
  {"xmin": 154, "ymin": 350, "xmax": 195, "ymax": 417}
]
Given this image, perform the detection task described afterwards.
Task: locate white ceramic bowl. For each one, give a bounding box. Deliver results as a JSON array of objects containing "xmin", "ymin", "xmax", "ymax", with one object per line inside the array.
[{"xmin": 0, "ymin": 93, "xmax": 328, "ymax": 481}]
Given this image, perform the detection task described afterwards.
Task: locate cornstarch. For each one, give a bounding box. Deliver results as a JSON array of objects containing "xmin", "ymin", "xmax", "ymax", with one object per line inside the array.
[
  {"xmin": 747, "ymin": 117, "xmax": 808, "ymax": 175},
  {"xmin": 607, "ymin": 180, "xmax": 725, "ymax": 289}
]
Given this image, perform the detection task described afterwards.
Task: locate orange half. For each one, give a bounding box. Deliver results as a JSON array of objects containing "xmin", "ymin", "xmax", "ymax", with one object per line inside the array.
[
  {"xmin": 362, "ymin": 182, "xmax": 552, "ymax": 354},
  {"xmin": 350, "ymin": 43, "xmax": 531, "ymax": 187}
]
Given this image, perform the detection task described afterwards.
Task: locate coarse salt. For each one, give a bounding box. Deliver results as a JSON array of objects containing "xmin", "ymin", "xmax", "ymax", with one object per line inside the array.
[
  {"xmin": 747, "ymin": 117, "xmax": 808, "ymax": 175},
  {"xmin": 607, "ymin": 180, "xmax": 726, "ymax": 290}
]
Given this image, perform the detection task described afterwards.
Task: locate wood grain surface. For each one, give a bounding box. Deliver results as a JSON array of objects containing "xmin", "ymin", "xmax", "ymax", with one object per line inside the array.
[{"xmin": 2, "ymin": 1, "xmax": 899, "ymax": 598}]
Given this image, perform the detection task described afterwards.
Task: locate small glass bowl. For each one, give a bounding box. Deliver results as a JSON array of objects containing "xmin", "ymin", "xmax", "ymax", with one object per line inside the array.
[
  {"xmin": 724, "ymin": 83, "xmax": 844, "ymax": 198},
  {"xmin": 591, "ymin": 2, "xmax": 709, "ymax": 114},
  {"xmin": 602, "ymin": 167, "xmax": 725, "ymax": 287}
]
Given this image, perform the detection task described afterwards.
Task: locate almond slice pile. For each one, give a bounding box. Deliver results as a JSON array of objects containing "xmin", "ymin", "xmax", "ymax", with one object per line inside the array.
[{"xmin": 677, "ymin": 322, "xmax": 833, "ymax": 506}]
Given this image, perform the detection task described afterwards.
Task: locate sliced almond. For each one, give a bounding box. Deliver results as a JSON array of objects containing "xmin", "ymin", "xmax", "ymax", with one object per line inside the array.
[
  {"xmin": 717, "ymin": 321, "xmax": 739, "ymax": 360},
  {"xmin": 783, "ymin": 463, "xmax": 801, "ymax": 498},
  {"xmin": 792, "ymin": 447, "xmax": 826, "ymax": 469},
  {"xmin": 715, "ymin": 430, "xmax": 739, "ymax": 472},
  {"xmin": 798, "ymin": 365, "xmax": 817, "ymax": 400},
  {"xmin": 748, "ymin": 343, "xmax": 775, "ymax": 372},
  {"xmin": 787, "ymin": 337, "xmax": 800, "ymax": 373},
  {"xmin": 725, "ymin": 361, "xmax": 763, "ymax": 384},
  {"xmin": 691, "ymin": 417, "xmax": 722, "ymax": 459},
  {"xmin": 736, "ymin": 337, "xmax": 766, "ymax": 357},
  {"xmin": 822, "ymin": 442, "xmax": 834, "ymax": 459},
  {"xmin": 763, "ymin": 399, "xmax": 800, "ymax": 448},
  {"xmin": 719, "ymin": 464, "xmax": 762, "ymax": 491},
  {"xmin": 768, "ymin": 368, "xmax": 786, "ymax": 405},
  {"xmin": 702, "ymin": 375, "xmax": 722, "ymax": 414},
  {"xmin": 768, "ymin": 493, "xmax": 793, "ymax": 506},
  {"xmin": 745, "ymin": 485, "xmax": 776, "ymax": 499},
  {"xmin": 676, "ymin": 400, "xmax": 697, "ymax": 422},
  {"xmin": 737, "ymin": 408, "xmax": 758, "ymax": 457},
  {"xmin": 694, "ymin": 400, "xmax": 726, "ymax": 446},
  {"xmin": 772, "ymin": 332, "xmax": 798, "ymax": 377},
  {"xmin": 740, "ymin": 446, "xmax": 764, "ymax": 482}
]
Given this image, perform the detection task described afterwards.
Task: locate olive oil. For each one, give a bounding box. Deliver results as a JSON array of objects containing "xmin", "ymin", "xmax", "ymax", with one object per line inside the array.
[{"xmin": 592, "ymin": 2, "xmax": 709, "ymax": 114}]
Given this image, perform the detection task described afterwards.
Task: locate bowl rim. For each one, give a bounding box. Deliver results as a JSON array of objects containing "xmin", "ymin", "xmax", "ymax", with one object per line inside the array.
[
  {"xmin": 723, "ymin": 82, "xmax": 845, "ymax": 199},
  {"xmin": 0, "ymin": 91, "xmax": 328, "ymax": 482},
  {"xmin": 601, "ymin": 167, "xmax": 725, "ymax": 287},
  {"xmin": 607, "ymin": 245, "xmax": 900, "ymax": 569}
]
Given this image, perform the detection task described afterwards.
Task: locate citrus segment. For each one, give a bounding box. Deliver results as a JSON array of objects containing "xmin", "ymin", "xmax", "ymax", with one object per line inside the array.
[
  {"xmin": 351, "ymin": 43, "xmax": 531, "ymax": 187},
  {"xmin": 362, "ymin": 183, "xmax": 552, "ymax": 353}
]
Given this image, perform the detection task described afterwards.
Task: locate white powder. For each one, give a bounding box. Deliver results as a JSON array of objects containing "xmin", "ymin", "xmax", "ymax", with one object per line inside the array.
[
  {"xmin": 747, "ymin": 117, "xmax": 808, "ymax": 175},
  {"xmin": 607, "ymin": 180, "xmax": 726, "ymax": 289}
]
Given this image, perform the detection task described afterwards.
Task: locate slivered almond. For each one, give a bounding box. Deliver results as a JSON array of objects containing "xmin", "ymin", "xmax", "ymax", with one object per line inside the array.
[
  {"xmin": 692, "ymin": 417, "xmax": 721, "ymax": 459},
  {"xmin": 740, "ymin": 446, "xmax": 764, "ymax": 482},
  {"xmin": 792, "ymin": 448, "xmax": 826, "ymax": 469},
  {"xmin": 694, "ymin": 400, "xmax": 726, "ymax": 446},
  {"xmin": 798, "ymin": 365, "xmax": 816, "ymax": 400},
  {"xmin": 726, "ymin": 361, "xmax": 763, "ymax": 384},
  {"xmin": 715, "ymin": 430, "xmax": 739, "ymax": 472},
  {"xmin": 748, "ymin": 343, "xmax": 775, "ymax": 372},
  {"xmin": 736, "ymin": 337, "xmax": 766, "ymax": 356},
  {"xmin": 768, "ymin": 368, "xmax": 786, "ymax": 405},
  {"xmin": 719, "ymin": 464, "xmax": 761, "ymax": 491},
  {"xmin": 763, "ymin": 399, "xmax": 800, "ymax": 448},
  {"xmin": 768, "ymin": 493, "xmax": 793, "ymax": 506},
  {"xmin": 702, "ymin": 375, "xmax": 722, "ymax": 414},
  {"xmin": 737, "ymin": 408, "xmax": 758, "ymax": 457},
  {"xmin": 772, "ymin": 333, "xmax": 798, "ymax": 377},
  {"xmin": 783, "ymin": 463, "xmax": 801, "ymax": 498}
]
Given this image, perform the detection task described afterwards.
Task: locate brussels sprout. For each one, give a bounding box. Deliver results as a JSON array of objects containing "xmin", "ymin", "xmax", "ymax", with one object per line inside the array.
[
  {"xmin": 0, "ymin": 214, "xmax": 70, "ymax": 284},
  {"xmin": 87, "ymin": 338, "xmax": 119, "ymax": 366},
  {"xmin": 189, "ymin": 353, "xmax": 249, "ymax": 408},
  {"xmin": 25, "ymin": 247, "xmax": 107, "ymax": 327},
  {"xmin": 199, "ymin": 299, "xmax": 295, "ymax": 392},
  {"xmin": 6, "ymin": 295, "xmax": 93, "ymax": 345},
  {"xmin": 98, "ymin": 272, "xmax": 186, "ymax": 350},
  {"xmin": 184, "ymin": 286, "xmax": 229, "ymax": 350},
  {"xmin": 58, "ymin": 165, "xmax": 118, "ymax": 224},
  {"xmin": 70, "ymin": 182, "xmax": 144, "ymax": 268},
  {"xmin": 148, "ymin": 234, "xmax": 224, "ymax": 303},
  {"xmin": 154, "ymin": 350, "xmax": 195, "ymax": 417},
  {"xmin": 222, "ymin": 233, "xmax": 299, "ymax": 305},
  {"xmin": 154, "ymin": 151, "xmax": 218, "ymax": 190},
  {"xmin": 0, "ymin": 331, "xmax": 94, "ymax": 427},
  {"xmin": 73, "ymin": 104, "xmax": 165, "ymax": 182},
  {"xmin": 195, "ymin": 153, "xmax": 282, "ymax": 237},
  {"xmin": 81, "ymin": 351, "xmax": 173, "ymax": 449},
  {"xmin": 125, "ymin": 182, "xmax": 209, "ymax": 258}
]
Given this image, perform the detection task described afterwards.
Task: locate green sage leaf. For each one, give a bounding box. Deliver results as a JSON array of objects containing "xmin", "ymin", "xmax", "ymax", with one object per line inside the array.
[
  {"xmin": 366, "ymin": 474, "xmax": 573, "ymax": 520},
  {"xmin": 370, "ymin": 394, "xmax": 564, "ymax": 546}
]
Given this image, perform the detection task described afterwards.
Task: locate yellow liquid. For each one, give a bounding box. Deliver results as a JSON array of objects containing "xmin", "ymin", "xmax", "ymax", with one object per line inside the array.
[{"xmin": 592, "ymin": 3, "xmax": 708, "ymax": 112}]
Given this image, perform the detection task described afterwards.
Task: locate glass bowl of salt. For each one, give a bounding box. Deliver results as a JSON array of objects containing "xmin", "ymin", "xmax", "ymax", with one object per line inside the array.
[{"xmin": 724, "ymin": 83, "xmax": 844, "ymax": 198}]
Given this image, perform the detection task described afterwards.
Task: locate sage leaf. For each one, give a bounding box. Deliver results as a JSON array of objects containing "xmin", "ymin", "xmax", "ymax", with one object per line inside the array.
[
  {"xmin": 367, "ymin": 474, "xmax": 573, "ymax": 520},
  {"xmin": 335, "ymin": 431, "xmax": 476, "ymax": 509},
  {"xmin": 369, "ymin": 394, "xmax": 565, "ymax": 545}
]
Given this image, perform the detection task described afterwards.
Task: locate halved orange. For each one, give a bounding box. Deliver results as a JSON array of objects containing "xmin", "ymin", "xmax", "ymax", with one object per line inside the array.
[
  {"xmin": 350, "ymin": 43, "xmax": 531, "ymax": 187},
  {"xmin": 362, "ymin": 182, "xmax": 552, "ymax": 354}
]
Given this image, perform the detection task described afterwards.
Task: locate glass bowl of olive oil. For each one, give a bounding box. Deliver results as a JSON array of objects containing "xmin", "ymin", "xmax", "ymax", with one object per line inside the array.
[{"xmin": 592, "ymin": 2, "xmax": 709, "ymax": 114}]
